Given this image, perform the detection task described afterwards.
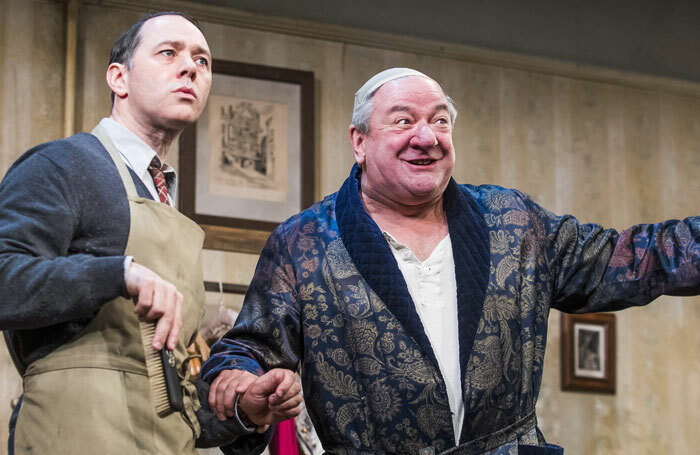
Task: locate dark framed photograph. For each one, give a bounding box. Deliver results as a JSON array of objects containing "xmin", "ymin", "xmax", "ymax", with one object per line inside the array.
[
  {"xmin": 179, "ymin": 60, "xmax": 315, "ymax": 253},
  {"xmin": 560, "ymin": 313, "xmax": 616, "ymax": 394}
]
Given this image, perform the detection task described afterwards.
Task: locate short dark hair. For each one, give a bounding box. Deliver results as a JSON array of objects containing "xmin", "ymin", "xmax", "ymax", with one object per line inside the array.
[{"xmin": 108, "ymin": 11, "xmax": 202, "ymax": 103}]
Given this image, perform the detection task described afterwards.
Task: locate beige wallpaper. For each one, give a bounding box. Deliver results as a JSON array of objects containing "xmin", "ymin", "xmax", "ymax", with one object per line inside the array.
[{"xmin": 1, "ymin": 0, "xmax": 699, "ymax": 453}]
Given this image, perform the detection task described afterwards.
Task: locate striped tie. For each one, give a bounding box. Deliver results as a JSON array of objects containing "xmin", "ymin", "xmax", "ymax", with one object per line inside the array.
[{"xmin": 147, "ymin": 156, "xmax": 169, "ymax": 204}]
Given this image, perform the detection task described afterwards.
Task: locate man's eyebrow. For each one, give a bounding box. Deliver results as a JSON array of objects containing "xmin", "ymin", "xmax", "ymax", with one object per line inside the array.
[
  {"xmin": 434, "ymin": 103, "xmax": 450, "ymax": 113},
  {"xmin": 387, "ymin": 104, "xmax": 449, "ymax": 114},
  {"xmin": 155, "ymin": 40, "xmax": 211, "ymax": 57},
  {"xmin": 155, "ymin": 40, "xmax": 184, "ymax": 49},
  {"xmin": 388, "ymin": 105, "xmax": 411, "ymax": 114}
]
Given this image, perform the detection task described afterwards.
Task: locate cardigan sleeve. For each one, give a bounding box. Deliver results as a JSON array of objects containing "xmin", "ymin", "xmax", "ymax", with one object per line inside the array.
[{"xmin": 0, "ymin": 145, "xmax": 127, "ymax": 330}]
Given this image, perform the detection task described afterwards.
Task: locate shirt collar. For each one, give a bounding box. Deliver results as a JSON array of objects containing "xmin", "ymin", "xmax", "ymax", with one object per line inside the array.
[
  {"xmin": 98, "ymin": 117, "xmax": 177, "ymax": 197},
  {"xmin": 383, "ymin": 231, "xmax": 451, "ymax": 266},
  {"xmin": 99, "ymin": 118, "xmax": 159, "ymax": 176}
]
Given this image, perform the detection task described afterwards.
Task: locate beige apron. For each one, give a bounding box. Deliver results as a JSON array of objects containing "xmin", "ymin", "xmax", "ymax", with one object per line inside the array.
[{"xmin": 13, "ymin": 125, "xmax": 205, "ymax": 454}]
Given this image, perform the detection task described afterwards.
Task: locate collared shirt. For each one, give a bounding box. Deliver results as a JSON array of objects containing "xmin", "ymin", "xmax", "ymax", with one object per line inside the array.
[
  {"xmin": 97, "ymin": 117, "xmax": 177, "ymax": 207},
  {"xmin": 384, "ymin": 232, "xmax": 464, "ymax": 445}
]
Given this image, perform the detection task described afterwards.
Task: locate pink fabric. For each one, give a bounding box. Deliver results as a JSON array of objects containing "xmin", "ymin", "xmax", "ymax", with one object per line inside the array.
[{"xmin": 269, "ymin": 418, "xmax": 298, "ymax": 455}]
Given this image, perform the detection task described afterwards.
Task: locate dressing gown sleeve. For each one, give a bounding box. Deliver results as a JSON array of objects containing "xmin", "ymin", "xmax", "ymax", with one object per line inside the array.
[
  {"xmin": 200, "ymin": 225, "xmax": 302, "ymax": 455},
  {"xmin": 518, "ymin": 191, "xmax": 700, "ymax": 313},
  {"xmin": 202, "ymin": 224, "xmax": 302, "ymax": 378}
]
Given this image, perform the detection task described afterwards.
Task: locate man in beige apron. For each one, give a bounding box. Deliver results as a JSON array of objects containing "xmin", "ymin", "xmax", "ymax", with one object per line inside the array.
[{"xmin": 1, "ymin": 11, "xmax": 301, "ymax": 455}]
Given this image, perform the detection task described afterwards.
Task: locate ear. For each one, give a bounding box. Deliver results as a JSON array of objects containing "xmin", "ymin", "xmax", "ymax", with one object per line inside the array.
[
  {"xmin": 106, "ymin": 62, "xmax": 129, "ymax": 100},
  {"xmin": 349, "ymin": 125, "xmax": 366, "ymax": 165}
]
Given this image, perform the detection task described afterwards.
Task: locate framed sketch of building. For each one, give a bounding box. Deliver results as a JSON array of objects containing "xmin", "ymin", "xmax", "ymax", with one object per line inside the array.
[
  {"xmin": 179, "ymin": 60, "xmax": 314, "ymax": 253},
  {"xmin": 560, "ymin": 313, "xmax": 616, "ymax": 394}
]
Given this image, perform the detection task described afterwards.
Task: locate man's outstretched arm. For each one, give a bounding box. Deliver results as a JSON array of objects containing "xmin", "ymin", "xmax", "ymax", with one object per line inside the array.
[{"xmin": 516, "ymin": 190, "xmax": 700, "ymax": 312}]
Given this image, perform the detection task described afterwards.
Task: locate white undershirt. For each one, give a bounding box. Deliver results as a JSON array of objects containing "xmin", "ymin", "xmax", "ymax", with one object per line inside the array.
[{"xmin": 384, "ymin": 233, "xmax": 464, "ymax": 444}]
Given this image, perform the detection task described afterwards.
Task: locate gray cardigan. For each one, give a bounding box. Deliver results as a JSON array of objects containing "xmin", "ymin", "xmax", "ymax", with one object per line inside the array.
[{"xmin": 0, "ymin": 132, "xmax": 152, "ymax": 370}]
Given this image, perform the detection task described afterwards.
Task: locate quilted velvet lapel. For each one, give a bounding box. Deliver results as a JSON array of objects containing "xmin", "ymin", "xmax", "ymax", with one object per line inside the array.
[
  {"xmin": 336, "ymin": 166, "xmax": 441, "ymax": 372},
  {"xmin": 442, "ymin": 180, "xmax": 491, "ymax": 406},
  {"xmin": 335, "ymin": 165, "xmax": 491, "ymax": 396}
]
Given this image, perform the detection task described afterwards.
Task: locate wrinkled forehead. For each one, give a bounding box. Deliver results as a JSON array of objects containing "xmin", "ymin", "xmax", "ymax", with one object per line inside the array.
[
  {"xmin": 353, "ymin": 67, "xmax": 432, "ymax": 111},
  {"xmin": 138, "ymin": 14, "xmax": 209, "ymax": 52},
  {"xmin": 369, "ymin": 77, "xmax": 450, "ymax": 123}
]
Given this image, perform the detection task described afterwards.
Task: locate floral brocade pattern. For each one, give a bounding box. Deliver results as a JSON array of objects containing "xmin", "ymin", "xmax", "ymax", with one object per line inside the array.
[{"xmin": 203, "ymin": 174, "xmax": 700, "ymax": 455}]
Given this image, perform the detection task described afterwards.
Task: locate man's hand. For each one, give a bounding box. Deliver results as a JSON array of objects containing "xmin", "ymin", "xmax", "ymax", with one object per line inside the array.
[
  {"xmin": 125, "ymin": 262, "xmax": 183, "ymax": 351},
  {"xmin": 209, "ymin": 369, "xmax": 259, "ymax": 421},
  {"xmin": 239, "ymin": 369, "xmax": 303, "ymax": 431},
  {"xmin": 209, "ymin": 369, "xmax": 303, "ymax": 431}
]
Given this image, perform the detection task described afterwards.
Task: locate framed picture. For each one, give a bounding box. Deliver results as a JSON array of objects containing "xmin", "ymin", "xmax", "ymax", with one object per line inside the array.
[
  {"xmin": 180, "ymin": 60, "xmax": 315, "ymax": 254},
  {"xmin": 560, "ymin": 313, "xmax": 616, "ymax": 394}
]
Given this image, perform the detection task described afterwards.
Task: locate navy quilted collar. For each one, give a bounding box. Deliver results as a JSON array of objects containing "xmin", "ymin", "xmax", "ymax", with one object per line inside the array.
[{"xmin": 336, "ymin": 165, "xmax": 490, "ymax": 426}]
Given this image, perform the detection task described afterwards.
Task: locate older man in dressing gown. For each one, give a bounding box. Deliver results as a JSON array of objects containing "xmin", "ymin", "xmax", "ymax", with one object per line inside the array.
[{"xmin": 201, "ymin": 68, "xmax": 700, "ymax": 455}]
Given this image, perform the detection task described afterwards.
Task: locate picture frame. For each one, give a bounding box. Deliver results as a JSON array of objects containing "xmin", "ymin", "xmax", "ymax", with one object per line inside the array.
[
  {"xmin": 560, "ymin": 313, "xmax": 616, "ymax": 394},
  {"xmin": 179, "ymin": 60, "xmax": 315, "ymax": 254}
]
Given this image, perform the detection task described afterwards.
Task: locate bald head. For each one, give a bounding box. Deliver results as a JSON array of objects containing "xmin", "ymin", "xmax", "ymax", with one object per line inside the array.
[{"xmin": 351, "ymin": 67, "xmax": 458, "ymax": 134}]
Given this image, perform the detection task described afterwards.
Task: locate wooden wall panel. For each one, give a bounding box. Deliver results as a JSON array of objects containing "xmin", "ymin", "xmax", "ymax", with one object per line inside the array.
[
  {"xmin": 568, "ymin": 80, "xmax": 611, "ymax": 224},
  {"xmin": 76, "ymin": 4, "xmax": 131, "ymax": 133},
  {"xmin": 449, "ymin": 63, "xmax": 502, "ymax": 187},
  {"xmin": 0, "ymin": 0, "xmax": 65, "ymax": 449}
]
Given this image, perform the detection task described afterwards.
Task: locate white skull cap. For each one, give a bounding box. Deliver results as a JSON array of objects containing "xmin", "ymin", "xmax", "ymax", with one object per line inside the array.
[{"xmin": 353, "ymin": 67, "xmax": 431, "ymax": 112}]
